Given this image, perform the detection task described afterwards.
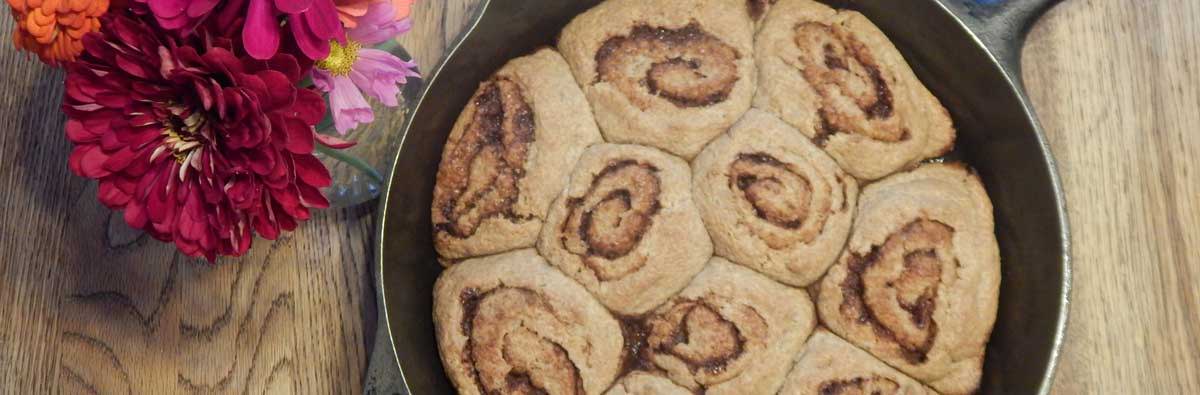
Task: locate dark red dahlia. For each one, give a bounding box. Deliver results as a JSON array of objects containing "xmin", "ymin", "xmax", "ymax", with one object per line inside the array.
[{"xmin": 64, "ymin": 10, "xmax": 334, "ymax": 261}]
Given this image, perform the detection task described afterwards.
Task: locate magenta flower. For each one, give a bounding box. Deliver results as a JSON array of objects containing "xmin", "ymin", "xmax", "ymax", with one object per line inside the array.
[
  {"xmin": 312, "ymin": 1, "xmax": 419, "ymax": 134},
  {"xmin": 137, "ymin": 0, "xmax": 346, "ymax": 62},
  {"xmin": 244, "ymin": 0, "xmax": 346, "ymax": 60},
  {"xmin": 139, "ymin": 0, "xmax": 222, "ymax": 30},
  {"xmin": 64, "ymin": 10, "xmax": 336, "ymax": 261}
]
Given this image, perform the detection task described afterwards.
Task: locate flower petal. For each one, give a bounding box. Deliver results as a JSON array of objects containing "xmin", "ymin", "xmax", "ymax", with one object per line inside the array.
[{"xmin": 243, "ymin": 0, "xmax": 281, "ymax": 60}]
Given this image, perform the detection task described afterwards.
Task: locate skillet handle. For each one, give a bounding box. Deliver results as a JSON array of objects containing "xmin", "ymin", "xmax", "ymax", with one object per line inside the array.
[{"xmin": 938, "ymin": 0, "xmax": 1062, "ymax": 81}]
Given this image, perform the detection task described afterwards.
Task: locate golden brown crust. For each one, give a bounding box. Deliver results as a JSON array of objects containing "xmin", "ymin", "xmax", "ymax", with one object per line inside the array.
[
  {"xmin": 693, "ymin": 110, "xmax": 858, "ymax": 286},
  {"xmin": 432, "ymin": 49, "xmax": 603, "ymax": 261},
  {"xmin": 558, "ymin": 0, "xmax": 756, "ymax": 159},
  {"xmin": 818, "ymin": 164, "xmax": 1000, "ymax": 394},
  {"xmin": 753, "ymin": 0, "xmax": 955, "ymax": 180}
]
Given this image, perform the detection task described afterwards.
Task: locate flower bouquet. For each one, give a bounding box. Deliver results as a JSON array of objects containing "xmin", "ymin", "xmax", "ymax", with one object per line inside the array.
[{"xmin": 6, "ymin": 0, "xmax": 419, "ymax": 261}]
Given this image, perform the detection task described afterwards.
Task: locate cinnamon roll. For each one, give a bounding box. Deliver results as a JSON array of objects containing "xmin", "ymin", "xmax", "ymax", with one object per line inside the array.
[
  {"xmin": 638, "ymin": 258, "xmax": 815, "ymax": 395},
  {"xmin": 432, "ymin": 49, "xmax": 604, "ymax": 261},
  {"xmin": 558, "ymin": 0, "xmax": 756, "ymax": 159},
  {"xmin": 753, "ymin": 0, "xmax": 955, "ymax": 180},
  {"xmin": 605, "ymin": 372, "xmax": 693, "ymax": 395},
  {"xmin": 538, "ymin": 144, "xmax": 712, "ymax": 315},
  {"xmin": 433, "ymin": 249, "xmax": 624, "ymax": 395},
  {"xmin": 778, "ymin": 330, "xmax": 936, "ymax": 395},
  {"xmin": 692, "ymin": 109, "xmax": 857, "ymax": 286},
  {"xmin": 817, "ymin": 164, "xmax": 1000, "ymax": 394}
]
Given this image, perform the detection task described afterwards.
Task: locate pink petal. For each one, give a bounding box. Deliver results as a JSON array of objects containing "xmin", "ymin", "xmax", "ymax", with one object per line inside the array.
[
  {"xmin": 302, "ymin": 0, "xmax": 344, "ymax": 42},
  {"xmin": 347, "ymin": 2, "xmax": 410, "ymax": 44},
  {"xmin": 244, "ymin": 0, "xmax": 282, "ymax": 60},
  {"xmin": 348, "ymin": 49, "xmax": 418, "ymax": 107},
  {"xmin": 273, "ymin": 0, "xmax": 314, "ymax": 14},
  {"xmin": 290, "ymin": 14, "xmax": 331, "ymax": 61},
  {"xmin": 326, "ymin": 75, "xmax": 373, "ymax": 134}
]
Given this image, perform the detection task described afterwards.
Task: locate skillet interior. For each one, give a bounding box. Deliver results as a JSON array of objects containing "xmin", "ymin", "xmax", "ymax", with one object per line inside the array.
[{"xmin": 378, "ymin": 0, "xmax": 1068, "ymax": 393}]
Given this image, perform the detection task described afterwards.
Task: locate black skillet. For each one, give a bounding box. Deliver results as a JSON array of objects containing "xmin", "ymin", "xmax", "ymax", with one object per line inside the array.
[{"xmin": 367, "ymin": 0, "xmax": 1071, "ymax": 393}]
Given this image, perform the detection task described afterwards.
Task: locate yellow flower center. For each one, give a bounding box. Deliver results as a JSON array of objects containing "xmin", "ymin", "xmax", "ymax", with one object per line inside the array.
[
  {"xmin": 150, "ymin": 104, "xmax": 212, "ymax": 181},
  {"xmin": 316, "ymin": 40, "xmax": 362, "ymax": 76}
]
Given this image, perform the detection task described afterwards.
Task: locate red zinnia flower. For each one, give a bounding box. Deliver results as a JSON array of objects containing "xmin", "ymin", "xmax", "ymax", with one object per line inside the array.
[{"xmin": 64, "ymin": 10, "xmax": 337, "ymax": 261}]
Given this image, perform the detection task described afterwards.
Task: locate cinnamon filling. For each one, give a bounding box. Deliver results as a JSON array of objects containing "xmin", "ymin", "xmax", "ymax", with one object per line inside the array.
[
  {"xmin": 839, "ymin": 219, "xmax": 954, "ymax": 364},
  {"xmin": 728, "ymin": 152, "xmax": 838, "ymax": 250},
  {"xmin": 646, "ymin": 298, "xmax": 767, "ymax": 387},
  {"xmin": 818, "ymin": 375, "xmax": 901, "ymax": 395},
  {"xmin": 459, "ymin": 287, "xmax": 585, "ymax": 395},
  {"xmin": 747, "ymin": 0, "xmax": 778, "ymax": 20},
  {"xmin": 794, "ymin": 22, "xmax": 910, "ymax": 145},
  {"xmin": 561, "ymin": 160, "xmax": 662, "ymax": 281},
  {"xmin": 596, "ymin": 23, "xmax": 740, "ymax": 109},
  {"xmin": 618, "ymin": 318, "xmax": 654, "ymax": 377},
  {"xmin": 730, "ymin": 153, "xmax": 813, "ymax": 230},
  {"xmin": 433, "ymin": 77, "xmax": 536, "ymax": 239}
]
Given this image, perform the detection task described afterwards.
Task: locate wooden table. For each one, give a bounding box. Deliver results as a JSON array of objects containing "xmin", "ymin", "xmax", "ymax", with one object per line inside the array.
[{"xmin": 0, "ymin": 0, "xmax": 1196, "ymax": 393}]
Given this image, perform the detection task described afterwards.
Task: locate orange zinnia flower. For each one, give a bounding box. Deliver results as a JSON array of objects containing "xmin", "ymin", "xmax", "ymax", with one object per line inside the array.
[
  {"xmin": 391, "ymin": 0, "xmax": 413, "ymax": 21},
  {"xmin": 334, "ymin": 0, "xmax": 370, "ymax": 28},
  {"xmin": 7, "ymin": 0, "xmax": 109, "ymax": 65}
]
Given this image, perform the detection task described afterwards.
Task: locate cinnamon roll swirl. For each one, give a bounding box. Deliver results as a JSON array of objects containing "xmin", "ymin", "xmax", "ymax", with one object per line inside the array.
[
  {"xmin": 778, "ymin": 330, "xmax": 936, "ymax": 395},
  {"xmin": 558, "ymin": 0, "xmax": 756, "ymax": 159},
  {"xmin": 753, "ymin": 0, "xmax": 955, "ymax": 180},
  {"xmin": 538, "ymin": 144, "xmax": 712, "ymax": 315},
  {"xmin": 433, "ymin": 49, "xmax": 603, "ymax": 261},
  {"xmin": 693, "ymin": 109, "xmax": 857, "ymax": 286},
  {"xmin": 433, "ymin": 249, "xmax": 624, "ymax": 395},
  {"xmin": 605, "ymin": 372, "xmax": 692, "ymax": 395},
  {"xmin": 638, "ymin": 259, "xmax": 816, "ymax": 395},
  {"xmin": 817, "ymin": 164, "xmax": 1000, "ymax": 394}
]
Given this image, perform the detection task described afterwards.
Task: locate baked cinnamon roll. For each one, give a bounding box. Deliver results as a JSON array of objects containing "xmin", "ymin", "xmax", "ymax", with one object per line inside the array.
[
  {"xmin": 605, "ymin": 372, "xmax": 692, "ymax": 395},
  {"xmin": 432, "ymin": 49, "xmax": 603, "ymax": 261},
  {"xmin": 558, "ymin": 0, "xmax": 756, "ymax": 159},
  {"xmin": 778, "ymin": 330, "xmax": 936, "ymax": 395},
  {"xmin": 433, "ymin": 249, "xmax": 624, "ymax": 395},
  {"xmin": 818, "ymin": 164, "xmax": 1000, "ymax": 394},
  {"xmin": 538, "ymin": 144, "xmax": 712, "ymax": 315},
  {"xmin": 693, "ymin": 109, "xmax": 857, "ymax": 286},
  {"xmin": 753, "ymin": 0, "xmax": 955, "ymax": 180},
  {"xmin": 638, "ymin": 258, "xmax": 816, "ymax": 395}
]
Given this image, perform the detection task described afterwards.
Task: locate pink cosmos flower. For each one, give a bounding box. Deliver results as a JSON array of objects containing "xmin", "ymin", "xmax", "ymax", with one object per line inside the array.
[{"xmin": 312, "ymin": 1, "xmax": 419, "ymax": 134}]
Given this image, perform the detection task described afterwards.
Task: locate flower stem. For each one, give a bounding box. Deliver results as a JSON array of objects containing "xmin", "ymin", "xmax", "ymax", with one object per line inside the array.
[{"xmin": 316, "ymin": 144, "xmax": 385, "ymax": 185}]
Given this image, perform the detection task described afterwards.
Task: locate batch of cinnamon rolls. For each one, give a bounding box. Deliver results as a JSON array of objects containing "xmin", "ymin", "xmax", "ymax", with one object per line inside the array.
[{"xmin": 429, "ymin": 0, "xmax": 1001, "ymax": 394}]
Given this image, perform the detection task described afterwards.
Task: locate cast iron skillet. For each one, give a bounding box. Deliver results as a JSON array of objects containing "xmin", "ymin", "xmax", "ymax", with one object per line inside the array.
[{"xmin": 368, "ymin": 0, "xmax": 1071, "ymax": 393}]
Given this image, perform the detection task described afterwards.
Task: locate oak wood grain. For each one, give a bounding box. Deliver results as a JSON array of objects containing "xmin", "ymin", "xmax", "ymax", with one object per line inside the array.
[
  {"xmin": 1023, "ymin": 0, "xmax": 1200, "ymax": 393},
  {"xmin": 1, "ymin": 0, "xmax": 1198, "ymax": 393}
]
